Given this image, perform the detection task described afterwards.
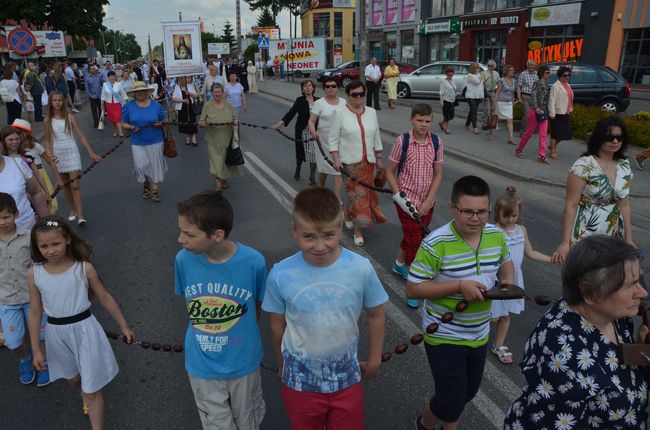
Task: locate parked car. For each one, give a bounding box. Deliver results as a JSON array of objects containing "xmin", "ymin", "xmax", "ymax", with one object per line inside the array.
[
  {"xmin": 385, "ymin": 61, "xmax": 487, "ymax": 99},
  {"xmin": 318, "ymin": 60, "xmax": 417, "ymax": 88},
  {"xmin": 545, "ymin": 63, "xmax": 630, "ymax": 113}
]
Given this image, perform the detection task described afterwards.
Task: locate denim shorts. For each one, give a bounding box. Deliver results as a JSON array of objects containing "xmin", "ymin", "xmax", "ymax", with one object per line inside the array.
[{"xmin": 0, "ymin": 303, "xmax": 46, "ymax": 350}]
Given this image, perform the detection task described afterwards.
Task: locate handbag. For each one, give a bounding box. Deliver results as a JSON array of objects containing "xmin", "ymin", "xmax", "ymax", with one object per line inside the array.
[
  {"xmin": 163, "ymin": 125, "xmax": 178, "ymax": 158},
  {"xmin": 191, "ymin": 98, "xmax": 203, "ymax": 116},
  {"xmin": 98, "ymin": 109, "xmax": 105, "ymax": 131},
  {"xmin": 486, "ymin": 114, "xmax": 498, "ymax": 130},
  {"xmin": 225, "ymin": 126, "xmax": 244, "ymax": 166},
  {"xmin": 374, "ymin": 168, "xmax": 386, "ymax": 188},
  {"xmin": 41, "ymin": 92, "xmax": 49, "ymax": 106},
  {"xmin": 536, "ymin": 108, "xmax": 548, "ymax": 122}
]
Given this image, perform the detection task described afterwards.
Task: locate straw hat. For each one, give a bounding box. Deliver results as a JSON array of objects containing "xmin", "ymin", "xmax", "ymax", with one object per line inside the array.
[
  {"xmin": 11, "ymin": 119, "xmax": 32, "ymax": 134},
  {"xmin": 126, "ymin": 81, "xmax": 155, "ymax": 95}
]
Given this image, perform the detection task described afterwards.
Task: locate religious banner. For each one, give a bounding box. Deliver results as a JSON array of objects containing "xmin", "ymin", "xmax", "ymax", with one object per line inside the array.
[
  {"xmin": 401, "ymin": 0, "xmax": 416, "ymax": 22},
  {"xmin": 386, "ymin": 0, "xmax": 398, "ymax": 25},
  {"xmin": 162, "ymin": 21, "xmax": 203, "ymax": 77}
]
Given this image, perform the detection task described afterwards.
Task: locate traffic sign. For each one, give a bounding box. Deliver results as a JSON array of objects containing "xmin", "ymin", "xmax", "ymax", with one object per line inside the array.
[
  {"xmin": 258, "ymin": 36, "xmax": 270, "ymax": 49},
  {"xmin": 8, "ymin": 28, "xmax": 37, "ymax": 56}
]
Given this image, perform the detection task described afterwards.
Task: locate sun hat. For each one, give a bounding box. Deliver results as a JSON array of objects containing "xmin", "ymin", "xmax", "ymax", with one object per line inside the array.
[
  {"xmin": 126, "ymin": 81, "xmax": 155, "ymax": 95},
  {"xmin": 11, "ymin": 119, "xmax": 32, "ymax": 134}
]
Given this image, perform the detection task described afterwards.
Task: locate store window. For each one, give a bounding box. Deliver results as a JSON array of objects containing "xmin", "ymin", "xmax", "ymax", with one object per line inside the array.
[
  {"xmin": 473, "ymin": 0, "xmax": 523, "ymax": 12},
  {"xmin": 334, "ymin": 12, "xmax": 343, "ymax": 38},
  {"xmin": 401, "ymin": 29, "xmax": 415, "ymax": 62},
  {"xmin": 431, "ymin": 0, "xmax": 464, "ymax": 17},
  {"xmin": 385, "ymin": 32, "xmax": 397, "ymax": 59},
  {"xmin": 620, "ymin": 28, "xmax": 650, "ymax": 85},
  {"xmin": 527, "ymin": 25, "xmax": 584, "ymax": 63},
  {"xmin": 313, "ymin": 12, "xmax": 330, "ymax": 37}
]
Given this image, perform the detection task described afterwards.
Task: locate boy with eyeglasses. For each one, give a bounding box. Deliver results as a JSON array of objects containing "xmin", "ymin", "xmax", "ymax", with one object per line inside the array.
[{"xmin": 407, "ymin": 176, "xmax": 514, "ymax": 430}]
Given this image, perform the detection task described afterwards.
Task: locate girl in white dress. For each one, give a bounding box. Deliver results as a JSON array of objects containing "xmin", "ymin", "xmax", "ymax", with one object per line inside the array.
[
  {"xmin": 491, "ymin": 187, "xmax": 553, "ymax": 365},
  {"xmin": 27, "ymin": 216, "xmax": 134, "ymax": 429},
  {"xmin": 43, "ymin": 92, "xmax": 101, "ymax": 226}
]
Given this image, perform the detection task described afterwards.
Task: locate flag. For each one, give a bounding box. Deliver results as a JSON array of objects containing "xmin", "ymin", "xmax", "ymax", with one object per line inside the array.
[{"xmin": 147, "ymin": 34, "xmax": 153, "ymax": 69}]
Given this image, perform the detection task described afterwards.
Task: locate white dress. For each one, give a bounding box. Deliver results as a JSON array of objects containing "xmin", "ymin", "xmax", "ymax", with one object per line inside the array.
[
  {"xmin": 51, "ymin": 117, "xmax": 82, "ymax": 173},
  {"xmin": 491, "ymin": 225, "xmax": 525, "ymax": 317},
  {"xmin": 34, "ymin": 262, "xmax": 119, "ymax": 393},
  {"xmin": 311, "ymin": 97, "xmax": 346, "ymax": 176}
]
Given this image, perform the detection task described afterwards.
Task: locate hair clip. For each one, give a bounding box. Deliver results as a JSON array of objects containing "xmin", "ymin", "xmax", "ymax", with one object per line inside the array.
[{"xmin": 46, "ymin": 220, "xmax": 60, "ymax": 227}]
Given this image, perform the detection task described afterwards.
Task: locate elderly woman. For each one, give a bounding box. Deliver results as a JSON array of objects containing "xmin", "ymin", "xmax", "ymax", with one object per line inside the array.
[
  {"xmin": 504, "ymin": 235, "xmax": 647, "ymax": 430},
  {"xmin": 246, "ymin": 61, "xmax": 258, "ymax": 94},
  {"xmin": 199, "ymin": 83, "xmax": 239, "ymax": 192},
  {"xmin": 225, "ymin": 72, "xmax": 246, "ymax": 118},
  {"xmin": 272, "ymin": 80, "xmax": 319, "ymax": 184},
  {"xmin": 0, "ymin": 126, "xmax": 48, "ymax": 229},
  {"xmin": 384, "ymin": 58, "xmax": 400, "ymax": 109},
  {"xmin": 330, "ymin": 80, "xmax": 386, "ymax": 246},
  {"xmin": 172, "ymin": 76, "xmax": 199, "ymax": 146},
  {"xmin": 464, "ymin": 62, "xmax": 484, "ymax": 134},
  {"xmin": 515, "ymin": 65, "xmax": 552, "ymax": 164},
  {"xmin": 203, "ymin": 64, "xmax": 223, "ymax": 102},
  {"xmin": 102, "ymin": 70, "xmax": 128, "ymax": 138},
  {"xmin": 548, "ymin": 65, "xmax": 574, "ymax": 159},
  {"xmin": 554, "ymin": 116, "xmax": 634, "ymax": 262},
  {"xmin": 121, "ymin": 82, "xmax": 168, "ymax": 203},
  {"xmin": 494, "ymin": 64, "xmax": 517, "ymax": 144}
]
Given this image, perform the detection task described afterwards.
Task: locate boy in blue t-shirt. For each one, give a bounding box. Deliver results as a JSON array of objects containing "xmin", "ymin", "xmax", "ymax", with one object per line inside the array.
[
  {"xmin": 262, "ymin": 186, "xmax": 388, "ymax": 429},
  {"xmin": 175, "ymin": 191, "xmax": 266, "ymax": 429}
]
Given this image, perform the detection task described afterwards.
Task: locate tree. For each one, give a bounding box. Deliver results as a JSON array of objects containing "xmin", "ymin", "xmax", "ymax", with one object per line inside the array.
[
  {"xmin": 222, "ymin": 20, "xmax": 236, "ymax": 51},
  {"xmin": 96, "ymin": 30, "xmax": 142, "ymax": 61},
  {"xmin": 256, "ymin": 7, "xmax": 276, "ymax": 27},
  {"xmin": 243, "ymin": 43, "xmax": 258, "ymax": 62},
  {"xmin": 0, "ymin": 0, "xmax": 109, "ymax": 38},
  {"xmin": 246, "ymin": 0, "xmax": 301, "ymax": 36}
]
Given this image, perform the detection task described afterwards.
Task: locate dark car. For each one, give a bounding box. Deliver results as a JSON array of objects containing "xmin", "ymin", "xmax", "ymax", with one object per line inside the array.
[
  {"xmin": 317, "ymin": 60, "xmax": 418, "ymax": 88},
  {"xmin": 545, "ymin": 63, "xmax": 630, "ymax": 113}
]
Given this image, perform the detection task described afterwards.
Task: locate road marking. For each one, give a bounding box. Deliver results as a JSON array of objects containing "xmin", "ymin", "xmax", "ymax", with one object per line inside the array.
[{"xmin": 244, "ymin": 151, "xmax": 521, "ymax": 429}]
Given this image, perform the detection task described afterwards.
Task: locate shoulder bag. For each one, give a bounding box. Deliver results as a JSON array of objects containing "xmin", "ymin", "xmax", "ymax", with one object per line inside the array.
[
  {"xmin": 485, "ymin": 114, "xmax": 498, "ymax": 129},
  {"xmin": 225, "ymin": 126, "xmax": 244, "ymax": 166},
  {"xmin": 163, "ymin": 125, "xmax": 178, "ymax": 158}
]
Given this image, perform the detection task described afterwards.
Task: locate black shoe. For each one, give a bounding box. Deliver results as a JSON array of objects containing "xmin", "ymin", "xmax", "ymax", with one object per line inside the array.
[
  {"xmin": 481, "ymin": 125, "xmax": 488, "ymax": 131},
  {"xmin": 309, "ymin": 177, "xmax": 316, "ymax": 186},
  {"xmin": 294, "ymin": 167, "xmax": 300, "ymax": 181},
  {"xmin": 375, "ymin": 107, "xmax": 382, "ymax": 110}
]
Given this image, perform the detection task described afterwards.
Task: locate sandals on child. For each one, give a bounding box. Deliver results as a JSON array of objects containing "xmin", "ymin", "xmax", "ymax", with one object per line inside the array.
[{"xmin": 491, "ymin": 345, "xmax": 513, "ymax": 364}]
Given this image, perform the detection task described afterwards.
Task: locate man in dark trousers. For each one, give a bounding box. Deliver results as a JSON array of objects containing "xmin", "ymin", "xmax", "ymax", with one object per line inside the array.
[
  {"xmin": 24, "ymin": 62, "xmax": 44, "ymax": 121},
  {"xmin": 364, "ymin": 57, "xmax": 382, "ymax": 110}
]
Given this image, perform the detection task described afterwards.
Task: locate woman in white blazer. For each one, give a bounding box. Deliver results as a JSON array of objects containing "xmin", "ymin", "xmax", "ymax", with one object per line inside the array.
[
  {"xmin": 464, "ymin": 62, "xmax": 485, "ymax": 134},
  {"xmin": 171, "ymin": 76, "xmax": 199, "ymax": 145},
  {"xmin": 548, "ymin": 66, "xmax": 574, "ymax": 159}
]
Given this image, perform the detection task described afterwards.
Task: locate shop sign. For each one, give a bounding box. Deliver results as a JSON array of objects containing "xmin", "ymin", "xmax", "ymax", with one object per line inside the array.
[
  {"xmin": 251, "ymin": 26, "xmax": 280, "ymax": 40},
  {"xmin": 402, "ymin": 45, "xmax": 414, "ymax": 59},
  {"xmin": 425, "ymin": 21, "xmax": 450, "ymax": 34},
  {"xmin": 402, "ymin": 0, "xmax": 416, "ymax": 23},
  {"xmin": 462, "ymin": 14, "xmax": 520, "ymax": 29},
  {"xmin": 527, "ymin": 37, "xmax": 583, "ymax": 63},
  {"xmin": 530, "ymin": 3, "xmax": 581, "ymax": 27},
  {"xmin": 371, "ymin": 0, "xmax": 383, "ymax": 26},
  {"xmin": 386, "ymin": 0, "xmax": 398, "ymax": 25},
  {"xmin": 269, "ymin": 38, "xmax": 326, "ymax": 71},
  {"xmin": 300, "ymin": 0, "xmax": 355, "ymax": 13}
]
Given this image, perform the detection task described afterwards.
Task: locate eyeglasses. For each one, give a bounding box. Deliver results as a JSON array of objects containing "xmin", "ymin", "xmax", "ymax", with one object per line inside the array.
[
  {"xmin": 349, "ymin": 92, "xmax": 366, "ymax": 98},
  {"xmin": 324, "ymin": 84, "xmax": 337, "ymax": 89},
  {"xmin": 544, "ymin": 71, "xmax": 551, "ymax": 74},
  {"xmin": 452, "ymin": 204, "xmax": 491, "ymax": 219},
  {"xmin": 605, "ymin": 134, "xmax": 624, "ymax": 142}
]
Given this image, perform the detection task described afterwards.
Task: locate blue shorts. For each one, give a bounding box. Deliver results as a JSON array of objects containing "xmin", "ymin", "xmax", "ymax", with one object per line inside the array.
[{"xmin": 0, "ymin": 303, "xmax": 46, "ymax": 350}]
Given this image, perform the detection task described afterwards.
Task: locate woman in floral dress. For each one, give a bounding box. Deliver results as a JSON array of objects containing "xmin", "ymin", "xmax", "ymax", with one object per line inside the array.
[
  {"xmin": 504, "ymin": 235, "xmax": 647, "ymax": 430},
  {"xmin": 554, "ymin": 116, "xmax": 633, "ymax": 263}
]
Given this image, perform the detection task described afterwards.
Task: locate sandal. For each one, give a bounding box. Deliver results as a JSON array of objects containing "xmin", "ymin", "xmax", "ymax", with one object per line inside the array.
[
  {"xmin": 185, "ymin": 137, "xmax": 191, "ymax": 146},
  {"xmin": 151, "ymin": 190, "xmax": 160, "ymax": 203},
  {"xmin": 515, "ymin": 149, "xmax": 523, "ymax": 158},
  {"xmin": 550, "ymin": 151, "xmax": 558, "ymax": 160},
  {"xmin": 142, "ymin": 182, "xmax": 151, "ymax": 199},
  {"xmin": 438, "ymin": 122, "xmax": 444, "ymax": 131},
  {"xmin": 491, "ymin": 345, "xmax": 514, "ymax": 364},
  {"xmin": 507, "ymin": 139, "xmax": 515, "ymax": 145},
  {"xmin": 537, "ymin": 156, "xmax": 550, "ymax": 164}
]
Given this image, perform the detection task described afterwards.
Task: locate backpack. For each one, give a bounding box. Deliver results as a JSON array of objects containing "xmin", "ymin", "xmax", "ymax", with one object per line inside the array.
[{"xmin": 397, "ymin": 132, "xmax": 440, "ymax": 177}]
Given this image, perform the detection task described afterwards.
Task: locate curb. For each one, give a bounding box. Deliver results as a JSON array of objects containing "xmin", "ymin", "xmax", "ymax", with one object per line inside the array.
[{"xmin": 258, "ymin": 88, "xmax": 650, "ymax": 199}]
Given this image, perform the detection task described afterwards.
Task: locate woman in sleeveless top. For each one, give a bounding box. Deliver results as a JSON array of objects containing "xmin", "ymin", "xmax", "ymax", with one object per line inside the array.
[{"xmin": 494, "ymin": 65, "xmax": 517, "ymax": 144}]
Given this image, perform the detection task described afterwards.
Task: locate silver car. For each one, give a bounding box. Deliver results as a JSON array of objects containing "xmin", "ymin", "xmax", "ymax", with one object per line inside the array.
[{"xmin": 385, "ymin": 61, "xmax": 487, "ymax": 99}]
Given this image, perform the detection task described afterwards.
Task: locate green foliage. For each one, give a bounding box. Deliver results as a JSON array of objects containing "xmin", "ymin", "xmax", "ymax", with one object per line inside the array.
[
  {"xmin": 569, "ymin": 105, "xmax": 614, "ymax": 141},
  {"xmin": 222, "ymin": 21, "xmax": 235, "ymax": 44},
  {"xmin": 201, "ymin": 32, "xmax": 221, "ymax": 51},
  {"xmin": 623, "ymin": 117, "xmax": 650, "ymax": 148},
  {"xmin": 632, "ymin": 111, "xmax": 650, "ymax": 121},
  {"xmin": 97, "ymin": 30, "xmax": 142, "ymax": 62},
  {"xmin": 257, "ymin": 7, "xmax": 276, "ymax": 27},
  {"xmin": 244, "ymin": 43, "xmax": 259, "ymax": 62},
  {"xmin": 0, "ymin": 0, "xmax": 108, "ymax": 38}
]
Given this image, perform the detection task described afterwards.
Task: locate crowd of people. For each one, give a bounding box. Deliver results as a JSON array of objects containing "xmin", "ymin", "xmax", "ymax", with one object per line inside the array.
[{"xmin": 0, "ymin": 51, "xmax": 648, "ymax": 430}]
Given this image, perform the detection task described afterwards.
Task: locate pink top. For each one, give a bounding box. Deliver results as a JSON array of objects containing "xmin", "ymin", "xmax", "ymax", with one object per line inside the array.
[{"xmin": 562, "ymin": 82, "xmax": 574, "ymax": 114}]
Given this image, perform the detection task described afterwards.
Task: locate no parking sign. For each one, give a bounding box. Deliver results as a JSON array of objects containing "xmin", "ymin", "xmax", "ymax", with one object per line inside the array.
[{"xmin": 8, "ymin": 28, "xmax": 37, "ymax": 56}]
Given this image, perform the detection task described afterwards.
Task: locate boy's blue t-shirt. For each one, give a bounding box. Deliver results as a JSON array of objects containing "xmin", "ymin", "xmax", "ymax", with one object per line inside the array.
[
  {"xmin": 262, "ymin": 247, "xmax": 388, "ymax": 393},
  {"xmin": 121, "ymin": 100, "xmax": 165, "ymax": 146},
  {"xmin": 174, "ymin": 243, "xmax": 266, "ymax": 380}
]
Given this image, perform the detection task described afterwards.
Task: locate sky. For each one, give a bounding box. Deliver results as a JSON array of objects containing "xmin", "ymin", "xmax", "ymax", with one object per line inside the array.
[{"xmin": 104, "ymin": 0, "xmax": 301, "ymax": 52}]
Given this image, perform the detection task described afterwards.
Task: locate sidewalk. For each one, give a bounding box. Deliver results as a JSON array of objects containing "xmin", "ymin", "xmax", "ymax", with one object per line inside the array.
[{"xmin": 257, "ymin": 78, "xmax": 650, "ymax": 199}]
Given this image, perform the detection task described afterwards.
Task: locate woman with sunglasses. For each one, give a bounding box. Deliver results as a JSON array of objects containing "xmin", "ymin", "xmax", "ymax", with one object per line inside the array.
[
  {"xmin": 515, "ymin": 65, "xmax": 551, "ymax": 164},
  {"xmin": 308, "ymin": 77, "xmax": 345, "ymax": 197},
  {"xmin": 548, "ymin": 66, "xmax": 574, "ymax": 159},
  {"xmin": 329, "ymin": 80, "xmax": 386, "ymax": 246},
  {"xmin": 553, "ymin": 116, "xmax": 634, "ymax": 263}
]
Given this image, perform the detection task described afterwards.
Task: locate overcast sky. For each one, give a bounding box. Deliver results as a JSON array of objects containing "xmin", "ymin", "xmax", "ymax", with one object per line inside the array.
[{"xmin": 104, "ymin": 0, "xmax": 301, "ymax": 51}]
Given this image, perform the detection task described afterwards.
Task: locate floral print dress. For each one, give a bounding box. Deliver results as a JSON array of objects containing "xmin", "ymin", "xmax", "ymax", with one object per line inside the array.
[
  {"xmin": 503, "ymin": 300, "xmax": 648, "ymax": 430},
  {"xmin": 569, "ymin": 155, "xmax": 632, "ymax": 245}
]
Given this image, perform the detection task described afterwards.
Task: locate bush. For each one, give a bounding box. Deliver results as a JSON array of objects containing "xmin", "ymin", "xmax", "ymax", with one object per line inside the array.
[
  {"xmin": 624, "ymin": 117, "xmax": 650, "ymax": 148},
  {"xmin": 633, "ymin": 111, "xmax": 650, "ymax": 121},
  {"xmin": 569, "ymin": 104, "xmax": 614, "ymax": 140}
]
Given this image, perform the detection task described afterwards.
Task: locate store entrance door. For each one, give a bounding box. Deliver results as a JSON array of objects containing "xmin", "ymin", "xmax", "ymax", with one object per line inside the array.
[{"xmin": 475, "ymin": 30, "xmax": 507, "ymax": 69}]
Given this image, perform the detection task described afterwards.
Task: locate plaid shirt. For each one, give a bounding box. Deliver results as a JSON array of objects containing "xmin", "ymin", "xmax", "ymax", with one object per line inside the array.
[
  {"xmin": 517, "ymin": 70, "xmax": 538, "ymax": 94},
  {"xmin": 388, "ymin": 130, "xmax": 444, "ymax": 209}
]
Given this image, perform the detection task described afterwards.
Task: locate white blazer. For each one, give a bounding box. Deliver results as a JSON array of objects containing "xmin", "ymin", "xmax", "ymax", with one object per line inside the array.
[
  {"xmin": 172, "ymin": 84, "xmax": 198, "ymax": 111},
  {"xmin": 329, "ymin": 106, "xmax": 383, "ymax": 164}
]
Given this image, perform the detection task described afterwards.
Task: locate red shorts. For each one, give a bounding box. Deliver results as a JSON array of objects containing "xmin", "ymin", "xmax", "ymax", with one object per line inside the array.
[
  {"xmin": 281, "ymin": 383, "xmax": 364, "ymax": 430},
  {"xmin": 395, "ymin": 203, "xmax": 434, "ymax": 266}
]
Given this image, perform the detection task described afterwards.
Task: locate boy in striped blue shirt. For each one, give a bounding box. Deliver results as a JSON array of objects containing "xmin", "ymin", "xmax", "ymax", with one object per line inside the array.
[{"xmin": 407, "ymin": 175, "xmax": 514, "ymax": 430}]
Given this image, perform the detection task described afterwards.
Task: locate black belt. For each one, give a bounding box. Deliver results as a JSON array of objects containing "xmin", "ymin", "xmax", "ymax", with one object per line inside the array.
[{"xmin": 47, "ymin": 308, "xmax": 91, "ymax": 325}]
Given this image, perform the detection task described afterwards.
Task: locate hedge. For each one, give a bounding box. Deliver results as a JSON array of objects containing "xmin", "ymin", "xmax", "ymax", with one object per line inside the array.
[{"xmin": 569, "ymin": 105, "xmax": 650, "ymax": 148}]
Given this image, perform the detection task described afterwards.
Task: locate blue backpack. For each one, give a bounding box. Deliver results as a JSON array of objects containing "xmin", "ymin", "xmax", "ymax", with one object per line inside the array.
[{"xmin": 397, "ymin": 132, "xmax": 440, "ymax": 177}]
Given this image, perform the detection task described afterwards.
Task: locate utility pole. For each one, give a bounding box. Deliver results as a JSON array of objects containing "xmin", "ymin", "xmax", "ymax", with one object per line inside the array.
[
  {"xmin": 179, "ymin": 11, "xmax": 182, "ymax": 22},
  {"xmin": 236, "ymin": 0, "xmax": 242, "ymax": 56},
  {"xmin": 359, "ymin": 0, "xmax": 367, "ymax": 84}
]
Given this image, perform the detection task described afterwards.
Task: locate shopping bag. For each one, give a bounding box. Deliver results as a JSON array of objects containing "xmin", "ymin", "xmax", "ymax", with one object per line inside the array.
[{"xmin": 98, "ymin": 110, "xmax": 105, "ymax": 131}]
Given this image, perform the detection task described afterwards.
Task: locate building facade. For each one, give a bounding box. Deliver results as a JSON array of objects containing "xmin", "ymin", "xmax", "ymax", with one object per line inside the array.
[
  {"xmin": 365, "ymin": 0, "xmax": 422, "ymax": 64},
  {"xmin": 300, "ymin": 0, "xmax": 356, "ymax": 67},
  {"xmin": 605, "ymin": 0, "xmax": 650, "ymax": 86}
]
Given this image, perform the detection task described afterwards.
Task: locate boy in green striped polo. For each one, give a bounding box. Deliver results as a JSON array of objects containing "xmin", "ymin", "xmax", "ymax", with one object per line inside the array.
[{"xmin": 407, "ymin": 175, "xmax": 514, "ymax": 430}]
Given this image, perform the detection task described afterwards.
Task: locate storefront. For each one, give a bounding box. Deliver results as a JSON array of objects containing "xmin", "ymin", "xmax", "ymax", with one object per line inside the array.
[
  {"xmin": 419, "ymin": 18, "xmax": 461, "ymax": 63},
  {"xmin": 366, "ymin": 0, "xmax": 421, "ymax": 63},
  {"xmin": 300, "ymin": 0, "xmax": 356, "ymax": 66},
  {"xmin": 605, "ymin": 0, "xmax": 650, "ymax": 86},
  {"xmin": 459, "ymin": 9, "xmax": 528, "ymax": 70}
]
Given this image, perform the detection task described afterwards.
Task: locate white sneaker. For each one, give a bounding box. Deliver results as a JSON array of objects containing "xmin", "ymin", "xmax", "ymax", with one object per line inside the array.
[
  {"xmin": 354, "ymin": 235, "xmax": 364, "ymax": 246},
  {"xmin": 344, "ymin": 219, "xmax": 353, "ymax": 229},
  {"xmin": 72, "ymin": 108, "xmax": 80, "ymax": 113}
]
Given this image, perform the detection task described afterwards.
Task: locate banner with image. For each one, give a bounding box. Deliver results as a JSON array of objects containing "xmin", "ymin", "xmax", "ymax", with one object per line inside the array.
[
  {"xmin": 371, "ymin": 0, "xmax": 383, "ymax": 26},
  {"xmin": 268, "ymin": 38, "xmax": 326, "ymax": 72},
  {"xmin": 401, "ymin": 0, "xmax": 415, "ymax": 22},
  {"xmin": 162, "ymin": 21, "xmax": 203, "ymax": 77},
  {"xmin": 386, "ymin": 0, "xmax": 398, "ymax": 25}
]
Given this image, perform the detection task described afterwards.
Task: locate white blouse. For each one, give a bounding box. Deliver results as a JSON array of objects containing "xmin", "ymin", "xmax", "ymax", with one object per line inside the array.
[
  {"xmin": 101, "ymin": 81, "xmax": 127, "ymax": 104},
  {"xmin": 329, "ymin": 106, "xmax": 383, "ymax": 164},
  {"xmin": 172, "ymin": 84, "xmax": 198, "ymax": 111}
]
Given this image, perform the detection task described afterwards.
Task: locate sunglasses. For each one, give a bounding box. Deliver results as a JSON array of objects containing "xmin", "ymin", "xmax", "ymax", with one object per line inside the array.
[
  {"xmin": 562, "ymin": 74, "xmax": 571, "ymax": 77},
  {"xmin": 349, "ymin": 92, "xmax": 366, "ymax": 98},
  {"xmin": 605, "ymin": 134, "xmax": 624, "ymax": 142},
  {"xmin": 324, "ymin": 84, "xmax": 338, "ymax": 88}
]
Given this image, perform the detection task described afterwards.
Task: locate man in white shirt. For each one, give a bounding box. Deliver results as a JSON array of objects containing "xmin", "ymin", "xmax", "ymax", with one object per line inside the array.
[
  {"xmin": 364, "ymin": 57, "xmax": 382, "ymax": 110},
  {"xmin": 64, "ymin": 60, "xmax": 80, "ymax": 112},
  {"xmin": 481, "ymin": 59, "xmax": 500, "ymax": 128}
]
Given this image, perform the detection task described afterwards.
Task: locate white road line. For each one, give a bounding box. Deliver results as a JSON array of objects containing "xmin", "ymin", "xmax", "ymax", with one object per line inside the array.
[{"xmin": 244, "ymin": 151, "xmax": 520, "ymax": 429}]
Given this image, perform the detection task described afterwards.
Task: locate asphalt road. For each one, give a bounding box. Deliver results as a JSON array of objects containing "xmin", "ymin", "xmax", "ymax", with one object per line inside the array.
[{"xmin": 1, "ymin": 93, "xmax": 648, "ymax": 430}]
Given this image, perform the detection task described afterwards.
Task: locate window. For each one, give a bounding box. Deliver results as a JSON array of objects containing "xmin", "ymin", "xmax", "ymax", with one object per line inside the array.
[
  {"xmin": 334, "ymin": 12, "xmax": 343, "ymax": 37},
  {"xmin": 431, "ymin": 0, "xmax": 463, "ymax": 17},
  {"xmin": 474, "ymin": 0, "xmax": 524, "ymax": 12},
  {"xmin": 599, "ymin": 69, "xmax": 618, "ymax": 83},
  {"xmin": 313, "ymin": 12, "xmax": 330, "ymax": 37},
  {"xmin": 620, "ymin": 28, "xmax": 650, "ymax": 84},
  {"xmin": 418, "ymin": 65, "xmax": 444, "ymax": 75},
  {"xmin": 570, "ymin": 66, "xmax": 598, "ymax": 84}
]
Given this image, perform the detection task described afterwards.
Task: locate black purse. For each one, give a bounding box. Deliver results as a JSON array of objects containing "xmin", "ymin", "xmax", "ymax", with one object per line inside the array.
[
  {"xmin": 225, "ymin": 127, "xmax": 244, "ymax": 166},
  {"xmin": 191, "ymin": 98, "xmax": 203, "ymax": 116},
  {"xmin": 536, "ymin": 108, "xmax": 548, "ymax": 122}
]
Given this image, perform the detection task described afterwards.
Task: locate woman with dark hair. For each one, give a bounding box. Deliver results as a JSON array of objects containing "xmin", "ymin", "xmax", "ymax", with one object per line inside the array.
[
  {"xmin": 504, "ymin": 235, "xmax": 647, "ymax": 430},
  {"xmin": 548, "ymin": 65, "xmax": 574, "ymax": 159},
  {"xmin": 329, "ymin": 80, "xmax": 386, "ymax": 246},
  {"xmin": 553, "ymin": 116, "xmax": 634, "ymax": 262},
  {"xmin": 1, "ymin": 66, "xmax": 24, "ymax": 125},
  {"xmin": 101, "ymin": 70, "xmax": 128, "ymax": 138},
  {"xmin": 516, "ymin": 65, "xmax": 552, "ymax": 163},
  {"xmin": 438, "ymin": 67, "xmax": 456, "ymax": 134},
  {"xmin": 272, "ymin": 80, "xmax": 320, "ymax": 184}
]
